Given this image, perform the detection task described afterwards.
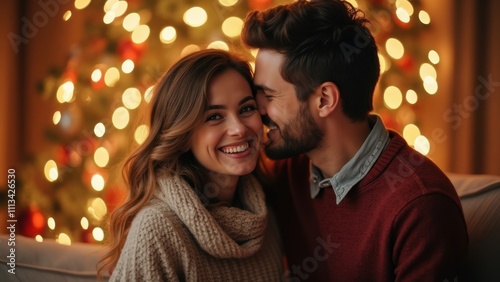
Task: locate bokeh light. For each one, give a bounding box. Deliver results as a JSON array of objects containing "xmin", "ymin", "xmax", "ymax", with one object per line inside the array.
[
  {"xmin": 134, "ymin": 124, "xmax": 150, "ymax": 145},
  {"xmin": 222, "ymin": 17, "xmax": 244, "ymax": 37},
  {"xmin": 385, "ymin": 38, "xmax": 404, "ymax": 59},
  {"xmin": 383, "ymin": 86, "xmax": 403, "ymax": 109},
  {"xmin": 44, "ymin": 160, "xmax": 58, "ymax": 182},
  {"xmin": 112, "ymin": 106, "xmax": 130, "ymax": 129},
  {"xmin": 183, "ymin": 7, "xmax": 207, "ymax": 27},
  {"xmin": 94, "ymin": 147, "xmax": 110, "ymax": 167}
]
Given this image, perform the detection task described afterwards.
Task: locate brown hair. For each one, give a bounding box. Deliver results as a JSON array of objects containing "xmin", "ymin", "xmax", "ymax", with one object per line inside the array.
[
  {"xmin": 99, "ymin": 49, "xmax": 254, "ymax": 276},
  {"xmin": 242, "ymin": 0, "xmax": 380, "ymax": 121}
]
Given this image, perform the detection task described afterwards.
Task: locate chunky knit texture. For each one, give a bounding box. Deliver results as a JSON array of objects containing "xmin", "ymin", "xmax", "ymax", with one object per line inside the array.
[{"xmin": 110, "ymin": 174, "xmax": 283, "ymax": 281}]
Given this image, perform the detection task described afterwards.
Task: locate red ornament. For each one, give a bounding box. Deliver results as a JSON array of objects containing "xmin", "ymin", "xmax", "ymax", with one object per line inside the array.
[
  {"xmin": 55, "ymin": 146, "xmax": 71, "ymax": 167},
  {"xmin": 81, "ymin": 228, "xmax": 95, "ymax": 243},
  {"xmin": 18, "ymin": 205, "xmax": 46, "ymax": 238},
  {"xmin": 86, "ymin": 37, "xmax": 108, "ymax": 57},
  {"xmin": 62, "ymin": 69, "xmax": 77, "ymax": 84},
  {"xmin": 379, "ymin": 112, "xmax": 400, "ymax": 132},
  {"xmin": 104, "ymin": 186, "xmax": 127, "ymax": 214},
  {"xmin": 248, "ymin": 0, "xmax": 274, "ymax": 10},
  {"xmin": 396, "ymin": 53, "xmax": 415, "ymax": 74},
  {"xmin": 117, "ymin": 39, "xmax": 145, "ymax": 63}
]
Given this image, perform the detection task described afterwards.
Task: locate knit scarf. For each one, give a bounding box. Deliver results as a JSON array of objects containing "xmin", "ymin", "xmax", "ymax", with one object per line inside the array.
[{"xmin": 155, "ymin": 174, "xmax": 268, "ymax": 259}]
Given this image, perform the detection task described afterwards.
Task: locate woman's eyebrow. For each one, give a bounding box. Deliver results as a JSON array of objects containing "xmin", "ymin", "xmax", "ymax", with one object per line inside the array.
[
  {"xmin": 239, "ymin": 96, "xmax": 255, "ymax": 105},
  {"xmin": 207, "ymin": 96, "xmax": 254, "ymax": 110}
]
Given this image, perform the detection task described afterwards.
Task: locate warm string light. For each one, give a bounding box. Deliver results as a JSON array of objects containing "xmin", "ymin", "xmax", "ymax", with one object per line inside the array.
[
  {"xmin": 160, "ymin": 26, "xmax": 177, "ymax": 44},
  {"xmin": 44, "ymin": 160, "xmax": 58, "ymax": 182},
  {"xmin": 183, "ymin": 7, "xmax": 207, "ymax": 27},
  {"xmin": 219, "ymin": 0, "xmax": 238, "ymax": 7},
  {"xmin": 57, "ymin": 233, "xmax": 72, "ymax": 245},
  {"xmin": 134, "ymin": 125, "xmax": 150, "ymax": 145},
  {"xmin": 207, "ymin": 40, "xmax": 229, "ymax": 50},
  {"xmin": 222, "ymin": 17, "xmax": 244, "ymax": 37},
  {"xmin": 94, "ymin": 147, "xmax": 110, "ymax": 167},
  {"xmin": 74, "ymin": 0, "xmax": 91, "ymax": 10},
  {"xmin": 376, "ymin": 1, "xmax": 437, "ymax": 156}
]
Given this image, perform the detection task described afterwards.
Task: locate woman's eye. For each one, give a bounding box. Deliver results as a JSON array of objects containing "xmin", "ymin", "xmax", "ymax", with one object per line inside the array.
[
  {"xmin": 240, "ymin": 105, "xmax": 256, "ymax": 114},
  {"xmin": 206, "ymin": 114, "xmax": 222, "ymax": 121}
]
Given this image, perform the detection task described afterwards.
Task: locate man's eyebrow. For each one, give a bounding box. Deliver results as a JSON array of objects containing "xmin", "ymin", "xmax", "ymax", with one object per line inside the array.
[
  {"xmin": 254, "ymin": 84, "xmax": 277, "ymax": 93},
  {"xmin": 207, "ymin": 96, "xmax": 255, "ymax": 110}
]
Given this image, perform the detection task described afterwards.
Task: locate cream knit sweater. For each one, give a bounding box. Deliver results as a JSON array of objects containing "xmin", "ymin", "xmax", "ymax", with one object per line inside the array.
[{"xmin": 110, "ymin": 174, "xmax": 283, "ymax": 281}]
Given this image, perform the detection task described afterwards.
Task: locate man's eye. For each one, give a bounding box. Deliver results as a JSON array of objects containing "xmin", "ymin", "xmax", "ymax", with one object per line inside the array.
[
  {"xmin": 256, "ymin": 90, "xmax": 273, "ymax": 100},
  {"xmin": 264, "ymin": 94, "xmax": 274, "ymax": 100}
]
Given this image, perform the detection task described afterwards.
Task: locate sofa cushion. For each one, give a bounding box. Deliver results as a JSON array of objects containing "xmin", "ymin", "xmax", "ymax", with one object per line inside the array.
[
  {"xmin": 0, "ymin": 234, "xmax": 109, "ymax": 282},
  {"xmin": 447, "ymin": 173, "xmax": 500, "ymax": 281}
]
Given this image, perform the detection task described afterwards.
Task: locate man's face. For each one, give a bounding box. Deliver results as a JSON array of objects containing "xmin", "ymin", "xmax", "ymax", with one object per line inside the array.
[{"xmin": 254, "ymin": 49, "xmax": 323, "ymax": 159}]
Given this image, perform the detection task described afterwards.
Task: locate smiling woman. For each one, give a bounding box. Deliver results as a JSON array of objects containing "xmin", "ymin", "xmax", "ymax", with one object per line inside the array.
[
  {"xmin": 99, "ymin": 49, "xmax": 283, "ymax": 281},
  {"xmin": 191, "ymin": 69, "xmax": 263, "ymax": 193}
]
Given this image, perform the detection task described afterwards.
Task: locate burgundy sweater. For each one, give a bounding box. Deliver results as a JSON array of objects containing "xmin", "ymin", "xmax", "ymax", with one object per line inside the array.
[{"xmin": 262, "ymin": 131, "xmax": 468, "ymax": 282}]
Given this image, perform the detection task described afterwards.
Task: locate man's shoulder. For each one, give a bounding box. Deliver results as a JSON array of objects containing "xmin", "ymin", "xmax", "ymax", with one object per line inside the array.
[
  {"xmin": 365, "ymin": 133, "xmax": 459, "ymax": 203},
  {"xmin": 374, "ymin": 147, "xmax": 460, "ymax": 206}
]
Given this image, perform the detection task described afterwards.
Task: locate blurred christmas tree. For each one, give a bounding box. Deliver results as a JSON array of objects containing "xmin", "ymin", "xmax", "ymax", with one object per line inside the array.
[{"xmin": 18, "ymin": 0, "xmax": 439, "ymax": 244}]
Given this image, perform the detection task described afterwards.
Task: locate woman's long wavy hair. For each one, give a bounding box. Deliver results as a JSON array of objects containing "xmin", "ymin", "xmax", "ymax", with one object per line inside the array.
[{"xmin": 98, "ymin": 49, "xmax": 254, "ymax": 276}]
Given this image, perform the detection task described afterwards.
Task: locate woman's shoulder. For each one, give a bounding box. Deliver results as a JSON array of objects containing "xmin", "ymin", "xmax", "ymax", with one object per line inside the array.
[
  {"xmin": 129, "ymin": 199, "xmax": 182, "ymax": 237},
  {"xmin": 114, "ymin": 199, "xmax": 187, "ymax": 277}
]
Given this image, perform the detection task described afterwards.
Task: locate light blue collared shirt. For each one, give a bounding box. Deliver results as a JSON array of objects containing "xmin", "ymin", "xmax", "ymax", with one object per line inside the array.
[{"xmin": 310, "ymin": 114, "xmax": 390, "ymax": 204}]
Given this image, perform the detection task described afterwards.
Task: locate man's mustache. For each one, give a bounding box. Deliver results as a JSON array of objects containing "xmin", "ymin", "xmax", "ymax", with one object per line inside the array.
[{"xmin": 261, "ymin": 114, "xmax": 275, "ymax": 127}]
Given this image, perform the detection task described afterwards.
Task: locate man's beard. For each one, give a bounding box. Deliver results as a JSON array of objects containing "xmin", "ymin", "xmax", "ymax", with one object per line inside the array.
[{"xmin": 265, "ymin": 103, "xmax": 324, "ymax": 159}]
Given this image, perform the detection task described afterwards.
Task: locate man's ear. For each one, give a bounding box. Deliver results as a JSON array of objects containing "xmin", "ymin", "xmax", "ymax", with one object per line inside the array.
[{"xmin": 317, "ymin": 82, "xmax": 340, "ymax": 118}]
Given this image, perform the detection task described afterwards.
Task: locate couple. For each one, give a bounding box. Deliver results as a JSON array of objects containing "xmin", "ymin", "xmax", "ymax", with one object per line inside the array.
[{"xmin": 101, "ymin": 0, "xmax": 468, "ymax": 281}]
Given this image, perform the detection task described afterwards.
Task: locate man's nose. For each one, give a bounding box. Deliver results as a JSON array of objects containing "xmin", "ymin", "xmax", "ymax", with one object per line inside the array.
[{"xmin": 255, "ymin": 92, "xmax": 267, "ymax": 115}]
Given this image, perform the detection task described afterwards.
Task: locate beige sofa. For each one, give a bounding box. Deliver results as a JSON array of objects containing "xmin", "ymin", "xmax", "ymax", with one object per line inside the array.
[
  {"xmin": 0, "ymin": 235, "xmax": 109, "ymax": 282},
  {"xmin": 1, "ymin": 173, "xmax": 499, "ymax": 281}
]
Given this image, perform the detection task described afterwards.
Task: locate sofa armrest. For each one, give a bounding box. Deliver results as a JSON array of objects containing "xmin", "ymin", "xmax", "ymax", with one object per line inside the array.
[
  {"xmin": 448, "ymin": 173, "xmax": 500, "ymax": 281},
  {"xmin": 0, "ymin": 234, "xmax": 109, "ymax": 282}
]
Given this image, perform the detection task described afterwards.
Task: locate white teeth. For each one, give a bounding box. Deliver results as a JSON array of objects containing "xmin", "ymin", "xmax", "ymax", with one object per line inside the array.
[
  {"xmin": 269, "ymin": 125, "xmax": 278, "ymax": 130},
  {"xmin": 222, "ymin": 143, "xmax": 249, "ymax": 154}
]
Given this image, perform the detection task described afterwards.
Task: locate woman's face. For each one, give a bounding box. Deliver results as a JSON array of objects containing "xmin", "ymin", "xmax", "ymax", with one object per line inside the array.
[{"xmin": 190, "ymin": 69, "xmax": 263, "ymax": 177}]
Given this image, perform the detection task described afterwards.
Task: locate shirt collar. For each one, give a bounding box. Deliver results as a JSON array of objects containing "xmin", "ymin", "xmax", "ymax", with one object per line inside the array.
[{"xmin": 310, "ymin": 114, "xmax": 390, "ymax": 204}]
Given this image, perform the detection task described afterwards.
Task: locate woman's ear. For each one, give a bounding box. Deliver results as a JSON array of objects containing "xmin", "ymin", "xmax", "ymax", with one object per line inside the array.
[{"xmin": 317, "ymin": 82, "xmax": 340, "ymax": 118}]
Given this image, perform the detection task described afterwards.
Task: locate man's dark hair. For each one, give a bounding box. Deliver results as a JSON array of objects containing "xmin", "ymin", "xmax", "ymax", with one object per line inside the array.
[{"xmin": 242, "ymin": 0, "xmax": 380, "ymax": 121}]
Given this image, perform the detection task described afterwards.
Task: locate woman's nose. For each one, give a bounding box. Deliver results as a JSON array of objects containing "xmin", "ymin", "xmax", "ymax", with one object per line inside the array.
[{"xmin": 227, "ymin": 116, "xmax": 247, "ymax": 136}]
